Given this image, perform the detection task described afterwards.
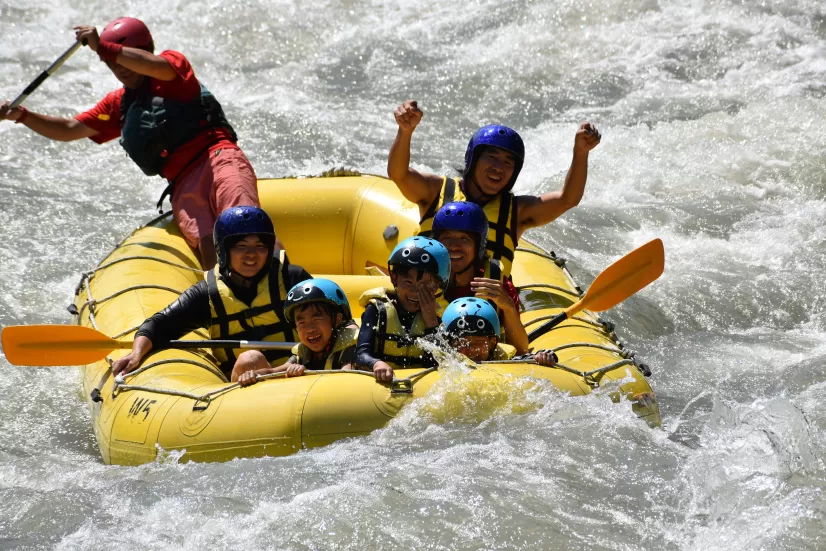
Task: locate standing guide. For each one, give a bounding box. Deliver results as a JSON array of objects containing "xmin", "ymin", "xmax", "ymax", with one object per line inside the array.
[{"xmin": 0, "ymin": 17, "xmax": 262, "ymax": 269}]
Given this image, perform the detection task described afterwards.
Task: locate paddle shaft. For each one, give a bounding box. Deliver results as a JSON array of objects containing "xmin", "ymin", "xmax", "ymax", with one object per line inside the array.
[
  {"xmin": 169, "ymin": 339, "xmax": 295, "ymax": 350},
  {"xmin": 10, "ymin": 41, "xmax": 82, "ymax": 109}
]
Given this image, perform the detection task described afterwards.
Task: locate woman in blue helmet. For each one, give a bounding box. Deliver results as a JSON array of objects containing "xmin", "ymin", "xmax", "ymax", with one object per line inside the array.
[
  {"xmin": 111, "ymin": 206, "xmax": 312, "ymax": 381},
  {"xmin": 236, "ymin": 278, "xmax": 359, "ymax": 385},
  {"xmin": 432, "ymin": 201, "xmax": 529, "ymax": 354},
  {"xmin": 355, "ymin": 236, "xmax": 451, "ymax": 382},
  {"xmin": 443, "ymin": 298, "xmax": 557, "ymax": 366},
  {"xmin": 388, "ymin": 100, "xmax": 600, "ymax": 276}
]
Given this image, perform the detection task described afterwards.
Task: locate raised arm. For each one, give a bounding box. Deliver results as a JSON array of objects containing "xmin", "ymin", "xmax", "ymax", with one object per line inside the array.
[
  {"xmin": 74, "ymin": 26, "xmax": 177, "ymax": 81},
  {"xmin": 1, "ymin": 101, "xmax": 98, "ymax": 141},
  {"xmin": 387, "ymin": 99, "xmax": 444, "ymax": 211},
  {"xmin": 516, "ymin": 122, "xmax": 601, "ymax": 239}
]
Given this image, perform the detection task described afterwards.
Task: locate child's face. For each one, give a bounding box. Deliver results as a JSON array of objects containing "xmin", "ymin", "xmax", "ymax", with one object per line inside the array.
[
  {"xmin": 392, "ymin": 269, "xmax": 438, "ymax": 313},
  {"xmin": 438, "ymin": 230, "xmax": 476, "ymax": 274},
  {"xmin": 229, "ymin": 235, "xmax": 269, "ymax": 278},
  {"xmin": 454, "ymin": 335, "xmax": 497, "ymax": 362},
  {"xmin": 294, "ymin": 304, "xmax": 339, "ymax": 353},
  {"xmin": 472, "ymin": 146, "xmax": 516, "ymax": 196}
]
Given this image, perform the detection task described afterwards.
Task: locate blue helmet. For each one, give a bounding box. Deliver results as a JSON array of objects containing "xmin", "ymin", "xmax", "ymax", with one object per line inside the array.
[
  {"xmin": 443, "ymin": 297, "xmax": 500, "ymax": 338},
  {"xmin": 283, "ymin": 278, "xmax": 352, "ymax": 326},
  {"xmin": 464, "ymin": 125, "xmax": 525, "ymax": 191},
  {"xmin": 213, "ymin": 206, "xmax": 275, "ymax": 271},
  {"xmin": 388, "ymin": 236, "xmax": 451, "ymax": 286},
  {"xmin": 432, "ymin": 201, "xmax": 489, "ymax": 261}
]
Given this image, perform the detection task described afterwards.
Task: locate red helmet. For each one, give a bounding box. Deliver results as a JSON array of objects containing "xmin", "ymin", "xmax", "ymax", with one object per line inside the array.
[{"xmin": 100, "ymin": 17, "xmax": 154, "ymax": 52}]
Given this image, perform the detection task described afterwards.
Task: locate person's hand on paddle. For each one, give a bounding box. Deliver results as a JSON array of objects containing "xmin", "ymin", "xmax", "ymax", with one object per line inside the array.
[
  {"xmin": 373, "ymin": 360, "xmax": 394, "ymax": 382},
  {"xmin": 574, "ymin": 122, "xmax": 601, "ymax": 156},
  {"xmin": 394, "ymin": 100, "xmax": 423, "ymax": 134},
  {"xmin": 0, "ymin": 101, "xmax": 25, "ymax": 122},
  {"xmin": 534, "ymin": 350, "xmax": 558, "ymax": 367},
  {"xmin": 471, "ymin": 278, "xmax": 515, "ymax": 312},
  {"xmin": 417, "ymin": 280, "xmax": 440, "ymax": 329},
  {"xmin": 73, "ymin": 26, "xmax": 100, "ymax": 52}
]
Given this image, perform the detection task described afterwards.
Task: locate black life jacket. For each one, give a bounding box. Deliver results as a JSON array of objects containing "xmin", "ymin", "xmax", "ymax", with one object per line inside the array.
[{"xmin": 119, "ymin": 80, "xmax": 237, "ymax": 177}]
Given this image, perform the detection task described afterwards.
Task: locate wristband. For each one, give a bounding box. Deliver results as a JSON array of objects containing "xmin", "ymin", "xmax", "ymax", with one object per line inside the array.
[
  {"xmin": 14, "ymin": 106, "xmax": 29, "ymax": 125},
  {"xmin": 96, "ymin": 40, "xmax": 124, "ymax": 63}
]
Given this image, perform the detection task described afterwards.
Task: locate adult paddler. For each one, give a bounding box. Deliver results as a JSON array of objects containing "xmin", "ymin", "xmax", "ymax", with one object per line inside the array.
[
  {"xmin": 387, "ymin": 100, "xmax": 601, "ymax": 277},
  {"xmin": 0, "ymin": 18, "xmax": 260, "ymax": 269}
]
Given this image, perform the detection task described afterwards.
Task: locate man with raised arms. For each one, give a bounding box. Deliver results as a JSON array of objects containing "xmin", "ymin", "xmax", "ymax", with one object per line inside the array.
[{"xmin": 388, "ymin": 99, "xmax": 601, "ymax": 277}]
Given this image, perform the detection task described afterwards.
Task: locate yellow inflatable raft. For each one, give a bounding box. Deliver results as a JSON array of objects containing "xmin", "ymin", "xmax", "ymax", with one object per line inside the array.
[{"xmin": 72, "ymin": 175, "xmax": 660, "ymax": 465}]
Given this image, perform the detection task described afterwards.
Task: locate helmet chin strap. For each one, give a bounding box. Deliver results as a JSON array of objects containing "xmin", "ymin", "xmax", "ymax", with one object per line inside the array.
[{"xmin": 464, "ymin": 175, "xmax": 496, "ymax": 204}]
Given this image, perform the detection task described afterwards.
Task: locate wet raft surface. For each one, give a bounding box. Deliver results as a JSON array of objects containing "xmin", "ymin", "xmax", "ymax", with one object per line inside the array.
[{"xmin": 73, "ymin": 176, "xmax": 657, "ymax": 466}]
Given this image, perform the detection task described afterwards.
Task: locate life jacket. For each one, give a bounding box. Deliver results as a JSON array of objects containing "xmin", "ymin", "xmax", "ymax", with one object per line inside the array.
[
  {"xmin": 206, "ymin": 250, "xmax": 294, "ymax": 371},
  {"xmin": 290, "ymin": 325, "xmax": 359, "ymax": 371},
  {"xmin": 358, "ymin": 287, "xmax": 437, "ymax": 370},
  {"xmin": 119, "ymin": 81, "xmax": 237, "ymax": 177},
  {"xmin": 418, "ymin": 176, "xmax": 519, "ymax": 276}
]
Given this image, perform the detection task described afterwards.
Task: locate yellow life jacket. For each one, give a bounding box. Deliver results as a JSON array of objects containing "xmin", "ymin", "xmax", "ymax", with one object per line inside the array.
[
  {"xmin": 290, "ymin": 325, "xmax": 359, "ymax": 370},
  {"xmin": 358, "ymin": 287, "xmax": 436, "ymax": 370},
  {"xmin": 206, "ymin": 250, "xmax": 294, "ymax": 368},
  {"xmin": 418, "ymin": 176, "xmax": 518, "ymax": 276}
]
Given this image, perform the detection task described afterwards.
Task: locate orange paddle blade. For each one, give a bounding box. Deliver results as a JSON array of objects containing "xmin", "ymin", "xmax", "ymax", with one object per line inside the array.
[
  {"xmin": 1, "ymin": 325, "xmax": 127, "ymax": 366},
  {"xmin": 565, "ymin": 238, "xmax": 665, "ymax": 318}
]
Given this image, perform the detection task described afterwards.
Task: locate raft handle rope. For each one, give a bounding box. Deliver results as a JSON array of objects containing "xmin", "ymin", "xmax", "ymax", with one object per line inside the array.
[
  {"xmin": 481, "ymin": 357, "xmax": 637, "ymax": 387},
  {"xmin": 113, "ymin": 367, "xmax": 421, "ymax": 410}
]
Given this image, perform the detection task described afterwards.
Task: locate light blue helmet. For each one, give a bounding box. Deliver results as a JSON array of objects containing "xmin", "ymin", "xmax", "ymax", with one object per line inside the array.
[
  {"xmin": 442, "ymin": 297, "xmax": 500, "ymax": 338},
  {"xmin": 283, "ymin": 278, "xmax": 352, "ymax": 326},
  {"xmin": 388, "ymin": 236, "xmax": 451, "ymax": 286}
]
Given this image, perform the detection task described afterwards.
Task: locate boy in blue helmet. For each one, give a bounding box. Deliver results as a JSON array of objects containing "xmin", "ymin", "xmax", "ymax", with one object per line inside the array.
[
  {"xmin": 388, "ymin": 100, "xmax": 600, "ymax": 277},
  {"xmin": 433, "ymin": 201, "xmax": 529, "ymax": 354},
  {"xmin": 356, "ymin": 236, "xmax": 451, "ymax": 382},
  {"xmin": 236, "ymin": 278, "xmax": 359, "ymax": 385},
  {"xmin": 111, "ymin": 206, "xmax": 312, "ymax": 381},
  {"xmin": 443, "ymin": 298, "xmax": 556, "ymax": 366}
]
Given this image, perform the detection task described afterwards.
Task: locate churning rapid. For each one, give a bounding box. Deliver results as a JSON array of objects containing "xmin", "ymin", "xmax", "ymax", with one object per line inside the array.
[{"xmin": 1, "ymin": 0, "xmax": 825, "ymax": 548}]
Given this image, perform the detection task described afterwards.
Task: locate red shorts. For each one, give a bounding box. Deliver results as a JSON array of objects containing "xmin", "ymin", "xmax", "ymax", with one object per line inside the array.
[{"xmin": 171, "ymin": 147, "xmax": 260, "ymax": 248}]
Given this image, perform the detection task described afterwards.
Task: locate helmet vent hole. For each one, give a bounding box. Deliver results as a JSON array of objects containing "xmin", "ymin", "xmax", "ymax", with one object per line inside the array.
[
  {"xmin": 336, "ymin": 290, "xmax": 345, "ymax": 299},
  {"xmin": 498, "ymin": 129, "xmax": 506, "ymax": 135}
]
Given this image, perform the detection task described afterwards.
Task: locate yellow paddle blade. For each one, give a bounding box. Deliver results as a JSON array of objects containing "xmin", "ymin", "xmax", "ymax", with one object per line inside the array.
[
  {"xmin": 1, "ymin": 325, "xmax": 127, "ymax": 366},
  {"xmin": 565, "ymin": 238, "xmax": 665, "ymax": 318}
]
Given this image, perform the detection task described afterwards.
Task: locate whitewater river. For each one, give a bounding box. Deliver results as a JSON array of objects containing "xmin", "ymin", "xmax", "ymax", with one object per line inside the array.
[{"xmin": 1, "ymin": 0, "xmax": 825, "ymax": 548}]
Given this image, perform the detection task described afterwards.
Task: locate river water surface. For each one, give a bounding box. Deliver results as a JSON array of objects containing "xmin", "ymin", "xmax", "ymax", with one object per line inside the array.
[{"xmin": 1, "ymin": 0, "xmax": 825, "ymax": 549}]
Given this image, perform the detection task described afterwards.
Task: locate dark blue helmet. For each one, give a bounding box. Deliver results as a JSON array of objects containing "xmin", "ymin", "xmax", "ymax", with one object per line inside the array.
[
  {"xmin": 388, "ymin": 236, "xmax": 451, "ymax": 286},
  {"xmin": 213, "ymin": 206, "xmax": 275, "ymax": 271},
  {"xmin": 432, "ymin": 201, "xmax": 489, "ymax": 261},
  {"xmin": 464, "ymin": 125, "xmax": 525, "ymax": 191},
  {"xmin": 443, "ymin": 297, "xmax": 500, "ymax": 338},
  {"xmin": 284, "ymin": 278, "xmax": 352, "ymax": 326}
]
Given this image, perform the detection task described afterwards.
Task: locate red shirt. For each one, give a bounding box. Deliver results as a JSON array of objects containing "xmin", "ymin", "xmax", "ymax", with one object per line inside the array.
[
  {"xmin": 75, "ymin": 50, "xmax": 237, "ymax": 181},
  {"xmin": 445, "ymin": 266, "xmax": 521, "ymax": 309}
]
